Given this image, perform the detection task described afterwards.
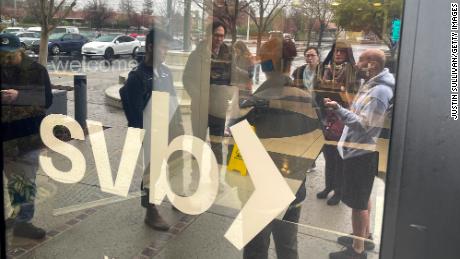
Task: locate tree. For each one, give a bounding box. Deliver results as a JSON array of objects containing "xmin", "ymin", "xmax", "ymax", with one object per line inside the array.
[
  {"xmin": 244, "ymin": 0, "xmax": 288, "ymax": 54},
  {"xmin": 193, "ymin": 0, "xmax": 254, "ymax": 44},
  {"xmin": 25, "ymin": 0, "xmax": 77, "ymax": 65},
  {"xmin": 83, "ymin": 0, "xmax": 114, "ymax": 30},
  {"xmin": 119, "ymin": 0, "xmax": 136, "ymax": 32},
  {"xmin": 299, "ymin": 0, "xmax": 335, "ymax": 49},
  {"xmin": 332, "ymin": 0, "xmax": 403, "ymax": 49},
  {"xmin": 142, "ymin": 0, "xmax": 154, "ymax": 16}
]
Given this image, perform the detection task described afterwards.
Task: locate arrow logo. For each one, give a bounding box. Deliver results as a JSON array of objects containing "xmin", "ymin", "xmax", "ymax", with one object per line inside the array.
[{"xmin": 224, "ymin": 120, "xmax": 296, "ymax": 249}]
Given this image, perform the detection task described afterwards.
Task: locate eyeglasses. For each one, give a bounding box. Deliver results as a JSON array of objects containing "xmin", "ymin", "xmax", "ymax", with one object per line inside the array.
[{"xmin": 213, "ymin": 33, "xmax": 225, "ymax": 39}]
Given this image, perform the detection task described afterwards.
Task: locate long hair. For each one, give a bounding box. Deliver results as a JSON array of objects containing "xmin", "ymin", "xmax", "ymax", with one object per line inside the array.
[{"xmin": 323, "ymin": 40, "xmax": 355, "ymax": 66}]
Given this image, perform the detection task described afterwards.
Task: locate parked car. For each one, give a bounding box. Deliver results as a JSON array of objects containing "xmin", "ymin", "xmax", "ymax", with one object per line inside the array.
[
  {"xmin": 81, "ymin": 34, "xmax": 141, "ymax": 59},
  {"xmin": 2, "ymin": 27, "xmax": 25, "ymax": 34},
  {"xmin": 27, "ymin": 27, "xmax": 42, "ymax": 33},
  {"xmin": 32, "ymin": 33, "xmax": 89, "ymax": 55},
  {"xmin": 52, "ymin": 26, "xmax": 79, "ymax": 34},
  {"xmin": 15, "ymin": 31, "xmax": 41, "ymax": 50},
  {"xmin": 80, "ymin": 31, "xmax": 100, "ymax": 41}
]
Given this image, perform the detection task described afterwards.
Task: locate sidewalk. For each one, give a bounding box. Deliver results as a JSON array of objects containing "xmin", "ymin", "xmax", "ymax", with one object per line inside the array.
[{"xmin": 5, "ymin": 123, "xmax": 384, "ymax": 259}]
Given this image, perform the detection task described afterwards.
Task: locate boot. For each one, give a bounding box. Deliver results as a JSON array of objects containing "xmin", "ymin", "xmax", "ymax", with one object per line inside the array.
[
  {"xmin": 327, "ymin": 192, "xmax": 341, "ymax": 206},
  {"xmin": 144, "ymin": 205, "xmax": 170, "ymax": 231},
  {"xmin": 13, "ymin": 222, "xmax": 46, "ymax": 239},
  {"xmin": 317, "ymin": 188, "xmax": 332, "ymax": 199}
]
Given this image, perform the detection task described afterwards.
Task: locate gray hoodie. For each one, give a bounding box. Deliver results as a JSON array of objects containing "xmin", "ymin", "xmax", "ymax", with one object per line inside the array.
[{"xmin": 336, "ymin": 68, "xmax": 395, "ymax": 159}]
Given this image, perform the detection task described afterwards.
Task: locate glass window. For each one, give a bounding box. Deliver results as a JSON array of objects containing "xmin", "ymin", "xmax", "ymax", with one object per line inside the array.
[
  {"xmin": 94, "ymin": 34, "xmax": 118, "ymax": 42},
  {"xmin": 49, "ymin": 33, "xmax": 65, "ymax": 40},
  {"xmin": 2, "ymin": 0, "xmax": 404, "ymax": 258}
]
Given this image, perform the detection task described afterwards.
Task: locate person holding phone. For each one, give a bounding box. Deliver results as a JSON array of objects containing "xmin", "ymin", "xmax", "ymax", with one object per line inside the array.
[{"xmin": 326, "ymin": 49, "xmax": 394, "ymax": 259}]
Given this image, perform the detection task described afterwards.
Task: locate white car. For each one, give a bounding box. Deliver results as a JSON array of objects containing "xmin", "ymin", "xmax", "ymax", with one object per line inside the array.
[
  {"xmin": 53, "ymin": 26, "xmax": 79, "ymax": 34},
  {"xmin": 27, "ymin": 27, "xmax": 42, "ymax": 33},
  {"xmin": 81, "ymin": 34, "xmax": 141, "ymax": 59},
  {"xmin": 3, "ymin": 27, "xmax": 25, "ymax": 34}
]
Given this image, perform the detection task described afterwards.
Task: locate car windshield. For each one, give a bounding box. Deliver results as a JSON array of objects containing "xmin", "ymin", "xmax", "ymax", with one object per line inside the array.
[
  {"xmin": 137, "ymin": 36, "xmax": 145, "ymax": 41},
  {"xmin": 49, "ymin": 33, "xmax": 65, "ymax": 40},
  {"xmin": 53, "ymin": 28, "xmax": 67, "ymax": 34},
  {"xmin": 94, "ymin": 35, "xmax": 117, "ymax": 42},
  {"xmin": 5, "ymin": 28, "xmax": 21, "ymax": 33}
]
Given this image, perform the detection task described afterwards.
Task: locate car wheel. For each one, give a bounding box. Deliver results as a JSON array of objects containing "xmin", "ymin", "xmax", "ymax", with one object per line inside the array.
[
  {"xmin": 20, "ymin": 42, "xmax": 27, "ymax": 49},
  {"xmin": 132, "ymin": 47, "xmax": 139, "ymax": 58},
  {"xmin": 51, "ymin": 45, "xmax": 60, "ymax": 56},
  {"xmin": 104, "ymin": 48, "xmax": 114, "ymax": 60}
]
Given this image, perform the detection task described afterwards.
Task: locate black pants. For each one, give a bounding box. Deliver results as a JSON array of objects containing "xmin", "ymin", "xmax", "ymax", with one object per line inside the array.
[
  {"xmin": 322, "ymin": 145, "xmax": 343, "ymax": 195},
  {"xmin": 208, "ymin": 114, "xmax": 226, "ymax": 164},
  {"xmin": 243, "ymin": 206, "xmax": 302, "ymax": 259}
]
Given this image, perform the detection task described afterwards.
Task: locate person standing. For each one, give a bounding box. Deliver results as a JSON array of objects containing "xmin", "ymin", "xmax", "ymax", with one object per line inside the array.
[
  {"xmin": 231, "ymin": 40, "xmax": 255, "ymax": 91},
  {"xmin": 316, "ymin": 40, "xmax": 357, "ymax": 206},
  {"xmin": 1, "ymin": 33, "xmax": 52, "ymax": 239},
  {"xmin": 292, "ymin": 46, "xmax": 321, "ymax": 90},
  {"xmin": 243, "ymin": 37, "xmax": 308, "ymax": 259},
  {"xmin": 292, "ymin": 46, "xmax": 321, "ymax": 173},
  {"xmin": 326, "ymin": 49, "xmax": 394, "ymax": 259},
  {"xmin": 119, "ymin": 28, "xmax": 184, "ymax": 231},
  {"xmin": 183, "ymin": 21, "xmax": 232, "ymax": 164}
]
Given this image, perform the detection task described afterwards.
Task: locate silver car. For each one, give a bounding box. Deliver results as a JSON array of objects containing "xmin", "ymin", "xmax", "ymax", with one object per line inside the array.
[{"xmin": 15, "ymin": 31, "xmax": 41, "ymax": 50}]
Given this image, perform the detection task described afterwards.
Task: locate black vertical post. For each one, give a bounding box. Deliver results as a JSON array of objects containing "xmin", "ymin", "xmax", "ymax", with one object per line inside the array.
[{"xmin": 74, "ymin": 75, "xmax": 87, "ymax": 128}]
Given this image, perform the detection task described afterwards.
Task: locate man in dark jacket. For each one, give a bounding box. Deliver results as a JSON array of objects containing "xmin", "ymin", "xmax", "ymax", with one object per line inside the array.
[
  {"xmin": 119, "ymin": 28, "xmax": 184, "ymax": 231},
  {"xmin": 1, "ymin": 33, "xmax": 52, "ymax": 239}
]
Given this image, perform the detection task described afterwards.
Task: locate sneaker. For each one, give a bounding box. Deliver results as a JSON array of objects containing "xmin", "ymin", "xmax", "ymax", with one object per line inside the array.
[
  {"xmin": 329, "ymin": 247, "xmax": 367, "ymax": 259},
  {"xmin": 144, "ymin": 205, "xmax": 171, "ymax": 231},
  {"xmin": 337, "ymin": 233, "xmax": 375, "ymax": 250},
  {"xmin": 327, "ymin": 192, "xmax": 341, "ymax": 206},
  {"xmin": 13, "ymin": 222, "xmax": 46, "ymax": 239},
  {"xmin": 306, "ymin": 167, "xmax": 316, "ymax": 173},
  {"xmin": 316, "ymin": 188, "xmax": 332, "ymax": 199}
]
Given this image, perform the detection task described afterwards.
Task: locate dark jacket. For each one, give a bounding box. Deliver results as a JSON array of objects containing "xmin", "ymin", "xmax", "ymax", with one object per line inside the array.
[
  {"xmin": 291, "ymin": 64, "xmax": 321, "ymax": 89},
  {"xmin": 1, "ymin": 55, "xmax": 53, "ymax": 147},
  {"xmin": 249, "ymin": 74, "xmax": 320, "ymax": 205},
  {"xmin": 183, "ymin": 40, "xmax": 232, "ymax": 96},
  {"xmin": 119, "ymin": 62, "xmax": 184, "ymax": 140}
]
